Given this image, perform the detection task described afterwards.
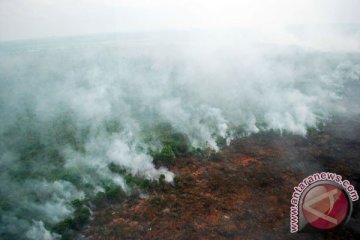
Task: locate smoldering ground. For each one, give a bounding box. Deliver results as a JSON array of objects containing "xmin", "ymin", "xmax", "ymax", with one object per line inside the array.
[{"xmin": 0, "ymin": 29, "xmax": 360, "ymax": 239}]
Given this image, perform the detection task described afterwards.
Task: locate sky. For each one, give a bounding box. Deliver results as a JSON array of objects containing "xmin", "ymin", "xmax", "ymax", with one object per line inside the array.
[{"xmin": 0, "ymin": 0, "xmax": 360, "ymax": 41}]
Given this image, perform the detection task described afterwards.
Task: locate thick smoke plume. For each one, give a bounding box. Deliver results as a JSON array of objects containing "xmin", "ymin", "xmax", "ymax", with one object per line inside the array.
[{"xmin": 0, "ymin": 29, "xmax": 359, "ymax": 239}]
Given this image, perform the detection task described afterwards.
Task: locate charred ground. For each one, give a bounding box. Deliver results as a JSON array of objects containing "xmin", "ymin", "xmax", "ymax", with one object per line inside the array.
[{"xmin": 80, "ymin": 117, "xmax": 360, "ymax": 240}]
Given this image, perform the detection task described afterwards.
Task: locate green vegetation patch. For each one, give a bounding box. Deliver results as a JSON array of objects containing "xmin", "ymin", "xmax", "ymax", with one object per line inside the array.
[
  {"xmin": 143, "ymin": 122, "xmax": 190, "ymax": 165},
  {"xmin": 52, "ymin": 199, "xmax": 91, "ymax": 240}
]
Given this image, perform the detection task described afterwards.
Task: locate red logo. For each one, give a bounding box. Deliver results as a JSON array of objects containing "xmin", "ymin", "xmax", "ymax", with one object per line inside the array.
[{"xmin": 301, "ymin": 183, "xmax": 350, "ymax": 229}]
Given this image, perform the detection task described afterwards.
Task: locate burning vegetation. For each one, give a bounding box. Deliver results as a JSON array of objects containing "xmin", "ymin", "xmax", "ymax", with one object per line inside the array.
[{"xmin": 81, "ymin": 118, "xmax": 360, "ymax": 240}]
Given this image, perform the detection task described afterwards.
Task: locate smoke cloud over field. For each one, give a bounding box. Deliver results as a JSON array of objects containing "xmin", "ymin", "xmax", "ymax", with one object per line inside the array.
[{"xmin": 0, "ymin": 29, "xmax": 360, "ymax": 239}]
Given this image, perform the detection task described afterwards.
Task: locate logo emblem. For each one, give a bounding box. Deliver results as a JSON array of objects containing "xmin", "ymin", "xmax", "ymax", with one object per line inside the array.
[{"xmin": 301, "ymin": 183, "xmax": 350, "ymax": 229}]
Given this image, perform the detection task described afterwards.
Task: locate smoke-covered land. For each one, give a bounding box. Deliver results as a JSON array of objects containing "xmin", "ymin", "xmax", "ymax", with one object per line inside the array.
[{"xmin": 0, "ymin": 29, "xmax": 360, "ymax": 239}]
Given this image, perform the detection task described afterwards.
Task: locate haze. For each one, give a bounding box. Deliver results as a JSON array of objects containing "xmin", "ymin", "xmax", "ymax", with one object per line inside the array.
[{"xmin": 1, "ymin": 0, "xmax": 360, "ymax": 41}]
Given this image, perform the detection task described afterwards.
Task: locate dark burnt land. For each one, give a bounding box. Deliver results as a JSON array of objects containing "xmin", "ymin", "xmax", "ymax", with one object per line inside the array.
[{"xmin": 80, "ymin": 117, "xmax": 360, "ymax": 240}]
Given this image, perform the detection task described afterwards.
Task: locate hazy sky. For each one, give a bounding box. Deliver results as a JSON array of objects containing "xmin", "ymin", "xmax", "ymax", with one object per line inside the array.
[{"xmin": 1, "ymin": 0, "xmax": 360, "ymax": 41}]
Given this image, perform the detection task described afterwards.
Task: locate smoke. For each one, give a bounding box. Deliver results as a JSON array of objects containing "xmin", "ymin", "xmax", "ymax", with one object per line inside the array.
[
  {"xmin": 0, "ymin": 28, "xmax": 359, "ymax": 239},
  {"xmin": 25, "ymin": 221, "xmax": 58, "ymax": 240}
]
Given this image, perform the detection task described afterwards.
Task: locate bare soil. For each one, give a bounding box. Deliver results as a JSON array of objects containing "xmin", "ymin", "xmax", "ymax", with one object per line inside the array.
[{"xmin": 80, "ymin": 118, "xmax": 360, "ymax": 240}]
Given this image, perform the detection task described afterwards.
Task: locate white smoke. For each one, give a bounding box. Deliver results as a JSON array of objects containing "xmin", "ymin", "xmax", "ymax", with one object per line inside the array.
[
  {"xmin": 0, "ymin": 29, "xmax": 359, "ymax": 239},
  {"xmin": 26, "ymin": 221, "xmax": 58, "ymax": 240}
]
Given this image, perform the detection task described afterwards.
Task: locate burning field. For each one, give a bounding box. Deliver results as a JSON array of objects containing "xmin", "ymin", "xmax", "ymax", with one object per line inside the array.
[
  {"xmin": 81, "ymin": 117, "xmax": 360, "ymax": 240},
  {"xmin": 1, "ymin": 29, "xmax": 360, "ymax": 240}
]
